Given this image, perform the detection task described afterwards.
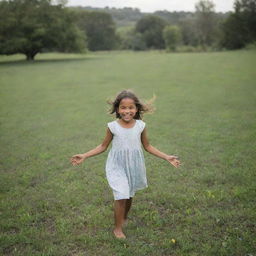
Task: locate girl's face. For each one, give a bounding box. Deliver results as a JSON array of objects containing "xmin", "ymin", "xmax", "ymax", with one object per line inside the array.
[{"xmin": 117, "ymin": 97, "xmax": 138, "ymax": 122}]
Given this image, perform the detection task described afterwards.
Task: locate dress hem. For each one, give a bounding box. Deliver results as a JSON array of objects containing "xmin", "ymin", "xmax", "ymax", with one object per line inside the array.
[{"xmin": 113, "ymin": 185, "xmax": 148, "ymax": 200}]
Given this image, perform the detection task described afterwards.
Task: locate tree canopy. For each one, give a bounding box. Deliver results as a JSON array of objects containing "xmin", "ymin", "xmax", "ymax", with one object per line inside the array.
[
  {"xmin": 0, "ymin": 0, "xmax": 86, "ymax": 60},
  {"xmin": 195, "ymin": 0, "xmax": 217, "ymax": 47},
  {"xmin": 135, "ymin": 15, "xmax": 166, "ymax": 49},
  {"xmin": 163, "ymin": 25, "xmax": 182, "ymax": 51},
  {"xmin": 76, "ymin": 10, "xmax": 118, "ymax": 51},
  {"xmin": 221, "ymin": 0, "xmax": 256, "ymax": 49}
]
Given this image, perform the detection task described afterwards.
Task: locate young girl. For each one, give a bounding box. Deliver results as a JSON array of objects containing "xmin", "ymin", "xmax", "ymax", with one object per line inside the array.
[{"xmin": 70, "ymin": 90, "xmax": 180, "ymax": 239}]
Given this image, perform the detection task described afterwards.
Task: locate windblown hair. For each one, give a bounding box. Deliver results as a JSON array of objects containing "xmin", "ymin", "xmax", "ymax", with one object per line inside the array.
[{"xmin": 107, "ymin": 90, "xmax": 155, "ymax": 120}]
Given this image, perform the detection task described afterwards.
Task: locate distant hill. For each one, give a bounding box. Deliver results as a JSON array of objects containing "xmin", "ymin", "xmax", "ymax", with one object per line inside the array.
[
  {"xmin": 69, "ymin": 6, "xmax": 229, "ymax": 28},
  {"xmin": 68, "ymin": 6, "xmax": 194, "ymax": 27},
  {"xmin": 69, "ymin": 6, "xmax": 143, "ymax": 27}
]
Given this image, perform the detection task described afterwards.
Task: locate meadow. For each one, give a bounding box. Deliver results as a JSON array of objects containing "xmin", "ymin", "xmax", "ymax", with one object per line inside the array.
[{"xmin": 0, "ymin": 50, "xmax": 256, "ymax": 256}]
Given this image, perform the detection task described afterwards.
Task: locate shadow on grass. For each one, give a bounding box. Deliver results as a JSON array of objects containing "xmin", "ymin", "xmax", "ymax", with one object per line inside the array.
[{"xmin": 0, "ymin": 57, "xmax": 100, "ymax": 66}]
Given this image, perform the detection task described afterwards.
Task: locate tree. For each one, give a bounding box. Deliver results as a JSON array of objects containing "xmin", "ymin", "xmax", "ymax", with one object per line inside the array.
[
  {"xmin": 195, "ymin": 0, "xmax": 217, "ymax": 47},
  {"xmin": 221, "ymin": 0, "xmax": 256, "ymax": 49},
  {"xmin": 0, "ymin": 0, "xmax": 86, "ymax": 60},
  {"xmin": 76, "ymin": 10, "xmax": 118, "ymax": 51},
  {"xmin": 135, "ymin": 15, "xmax": 166, "ymax": 49},
  {"xmin": 130, "ymin": 33, "xmax": 147, "ymax": 51},
  {"xmin": 180, "ymin": 18, "xmax": 200, "ymax": 46},
  {"xmin": 117, "ymin": 27, "xmax": 147, "ymax": 50},
  {"xmin": 163, "ymin": 25, "xmax": 182, "ymax": 51}
]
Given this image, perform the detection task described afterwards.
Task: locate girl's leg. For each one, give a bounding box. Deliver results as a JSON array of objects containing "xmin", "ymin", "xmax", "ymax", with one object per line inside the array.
[
  {"xmin": 124, "ymin": 197, "xmax": 133, "ymax": 221},
  {"xmin": 113, "ymin": 199, "xmax": 126, "ymax": 238}
]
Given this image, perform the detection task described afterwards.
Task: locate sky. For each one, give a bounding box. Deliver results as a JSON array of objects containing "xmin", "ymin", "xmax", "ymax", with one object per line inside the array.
[{"xmin": 67, "ymin": 0, "xmax": 234, "ymax": 13}]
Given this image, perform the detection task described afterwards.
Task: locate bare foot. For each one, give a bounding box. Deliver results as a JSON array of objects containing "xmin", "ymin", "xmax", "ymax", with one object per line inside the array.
[{"xmin": 113, "ymin": 228, "xmax": 126, "ymax": 239}]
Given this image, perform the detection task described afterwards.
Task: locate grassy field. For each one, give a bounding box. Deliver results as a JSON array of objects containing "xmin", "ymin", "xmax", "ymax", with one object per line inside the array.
[{"xmin": 0, "ymin": 50, "xmax": 256, "ymax": 256}]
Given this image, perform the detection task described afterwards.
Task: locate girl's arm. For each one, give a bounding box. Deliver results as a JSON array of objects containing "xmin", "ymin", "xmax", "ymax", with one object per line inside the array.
[
  {"xmin": 141, "ymin": 128, "xmax": 180, "ymax": 168},
  {"xmin": 70, "ymin": 128, "xmax": 113, "ymax": 166}
]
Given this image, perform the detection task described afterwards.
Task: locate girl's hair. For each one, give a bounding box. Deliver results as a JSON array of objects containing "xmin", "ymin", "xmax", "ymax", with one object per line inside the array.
[{"xmin": 108, "ymin": 90, "xmax": 155, "ymax": 119}]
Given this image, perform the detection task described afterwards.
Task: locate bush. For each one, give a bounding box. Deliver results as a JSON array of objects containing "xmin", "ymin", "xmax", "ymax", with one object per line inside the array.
[
  {"xmin": 163, "ymin": 25, "xmax": 182, "ymax": 51},
  {"xmin": 245, "ymin": 41, "xmax": 256, "ymax": 50}
]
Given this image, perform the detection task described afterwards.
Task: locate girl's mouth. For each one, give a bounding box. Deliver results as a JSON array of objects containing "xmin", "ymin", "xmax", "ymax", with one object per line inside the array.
[{"xmin": 122, "ymin": 114, "xmax": 133, "ymax": 119}]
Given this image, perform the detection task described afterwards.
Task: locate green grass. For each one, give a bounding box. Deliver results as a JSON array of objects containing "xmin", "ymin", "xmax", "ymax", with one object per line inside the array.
[{"xmin": 1, "ymin": 50, "xmax": 256, "ymax": 255}]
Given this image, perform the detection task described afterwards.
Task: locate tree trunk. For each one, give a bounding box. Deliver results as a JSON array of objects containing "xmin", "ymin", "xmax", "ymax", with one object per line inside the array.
[{"xmin": 25, "ymin": 51, "xmax": 37, "ymax": 61}]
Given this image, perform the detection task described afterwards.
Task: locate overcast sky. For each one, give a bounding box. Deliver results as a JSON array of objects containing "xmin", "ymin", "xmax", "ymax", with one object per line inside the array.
[{"xmin": 67, "ymin": 0, "xmax": 234, "ymax": 12}]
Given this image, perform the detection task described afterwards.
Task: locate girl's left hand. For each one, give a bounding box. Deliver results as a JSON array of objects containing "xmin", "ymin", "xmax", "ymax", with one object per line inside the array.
[{"xmin": 166, "ymin": 155, "xmax": 180, "ymax": 168}]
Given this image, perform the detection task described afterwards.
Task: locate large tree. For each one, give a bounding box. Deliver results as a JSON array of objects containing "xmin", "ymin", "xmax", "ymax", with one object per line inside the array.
[
  {"xmin": 76, "ymin": 10, "xmax": 118, "ymax": 51},
  {"xmin": 135, "ymin": 15, "xmax": 166, "ymax": 49},
  {"xmin": 195, "ymin": 0, "xmax": 217, "ymax": 47},
  {"xmin": 0, "ymin": 0, "xmax": 86, "ymax": 60},
  {"xmin": 221, "ymin": 0, "xmax": 256, "ymax": 49}
]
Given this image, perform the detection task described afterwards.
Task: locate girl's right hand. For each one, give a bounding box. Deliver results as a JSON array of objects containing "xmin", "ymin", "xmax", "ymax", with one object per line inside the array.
[
  {"xmin": 70, "ymin": 154, "xmax": 86, "ymax": 166},
  {"xmin": 166, "ymin": 155, "xmax": 180, "ymax": 168}
]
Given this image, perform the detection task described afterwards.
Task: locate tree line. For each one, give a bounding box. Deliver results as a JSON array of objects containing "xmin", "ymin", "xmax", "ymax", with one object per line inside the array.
[{"xmin": 0, "ymin": 0, "xmax": 255, "ymax": 60}]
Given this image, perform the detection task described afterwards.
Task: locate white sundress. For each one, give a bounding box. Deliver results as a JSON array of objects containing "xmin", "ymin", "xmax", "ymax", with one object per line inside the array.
[{"xmin": 106, "ymin": 119, "xmax": 148, "ymax": 200}]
